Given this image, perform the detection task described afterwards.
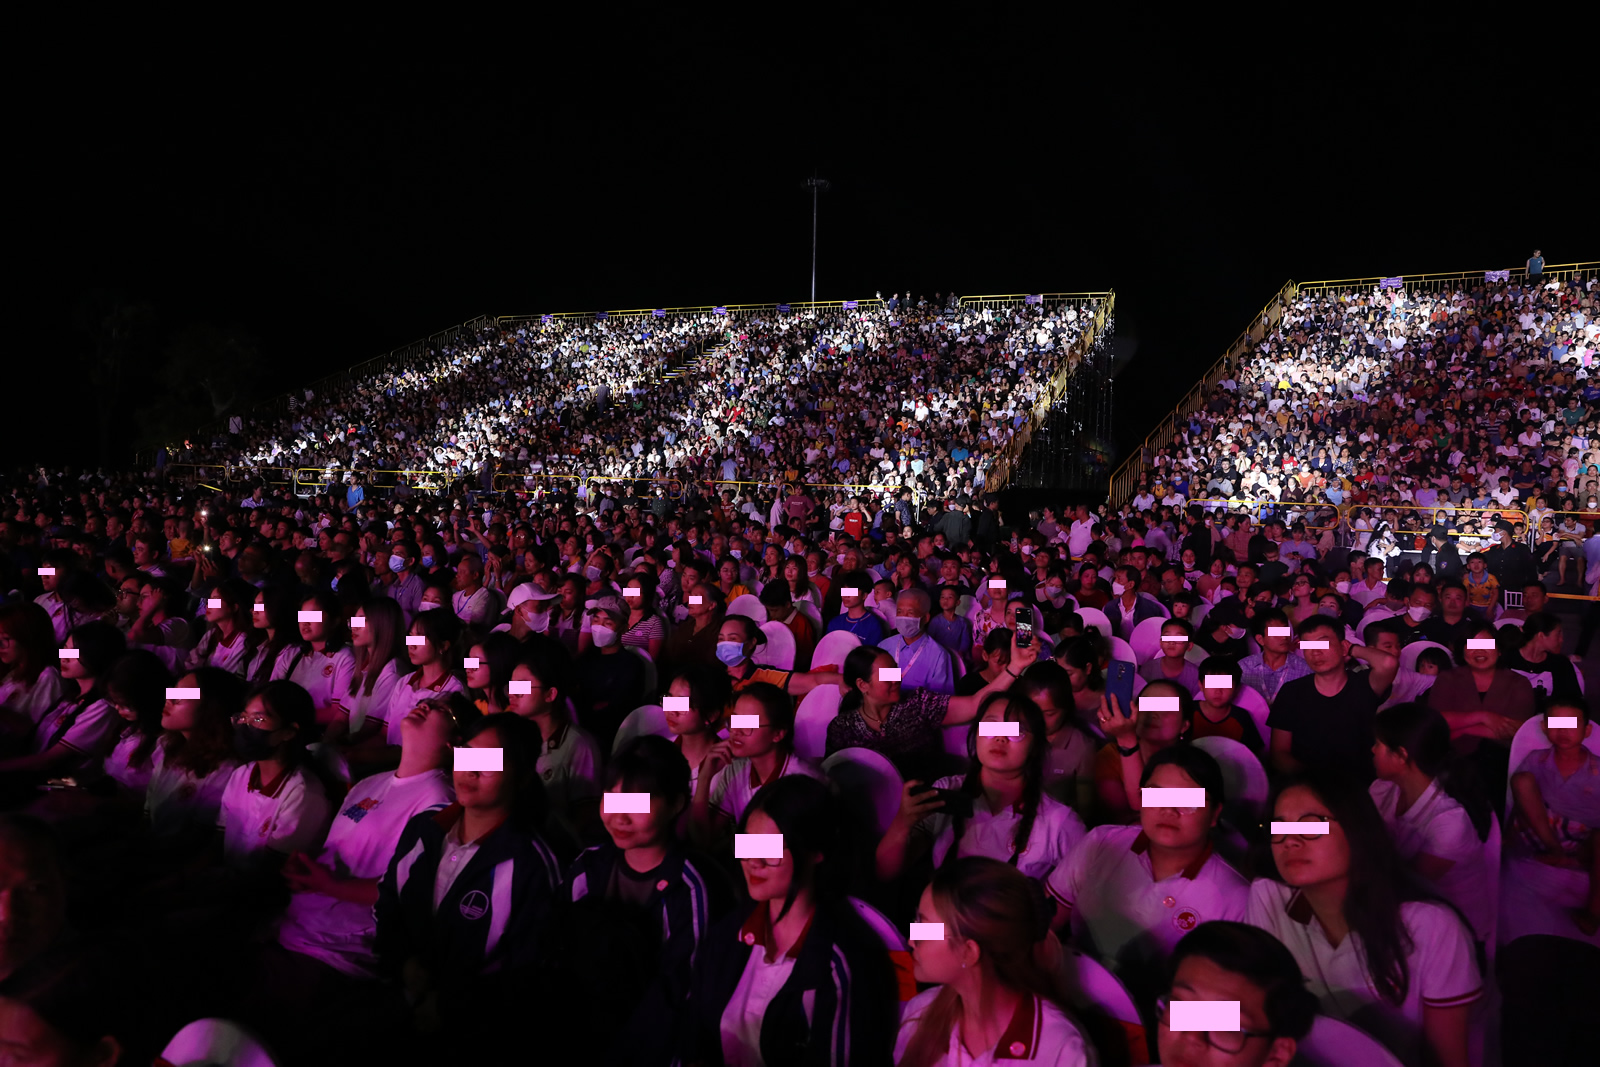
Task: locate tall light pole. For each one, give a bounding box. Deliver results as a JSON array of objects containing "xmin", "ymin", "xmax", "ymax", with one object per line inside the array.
[{"xmin": 806, "ymin": 175, "xmax": 829, "ymax": 302}]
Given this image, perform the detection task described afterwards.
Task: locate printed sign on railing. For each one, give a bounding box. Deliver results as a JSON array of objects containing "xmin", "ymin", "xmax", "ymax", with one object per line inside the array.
[
  {"xmin": 652, "ymin": 309, "xmax": 666, "ymax": 317},
  {"xmin": 1025, "ymin": 294, "xmax": 1042, "ymax": 305},
  {"xmin": 1486, "ymin": 269, "xmax": 1510, "ymax": 282},
  {"xmin": 1379, "ymin": 277, "xmax": 1404, "ymax": 289},
  {"xmin": 777, "ymin": 304, "xmax": 791, "ymax": 312},
  {"xmin": 843, "ymin": 300, "xmax": 858, "ymax": 310},
  {"xmin": 713, "ymin": 307, "xmax": 727, "ymax": 316}
]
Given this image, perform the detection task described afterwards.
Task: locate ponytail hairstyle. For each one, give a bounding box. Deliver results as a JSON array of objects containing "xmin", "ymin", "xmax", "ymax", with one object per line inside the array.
[
  {"xmin": 348, "ymin": 597, "xmax": 406, "ymax": 697},
  {"xmin": 839, "ymin": 645, "xmax": 894, "ymax": 718},
  {"xmin": 949, "ymin": 692, "xmax": 1047, "ymax": 869},
  {"xmin": 1257, "ymin": 771, "xmax": 1418, "ymax": 1006},
  {"xmin": 898, "ymin": 857, "xmax": 1070, "ymax": 1067},
  {"xmin": 740, "ymin": 774, "xmax": 840, "ymax": 921},
  {"xmin": 105, "ymin": 650, "xmax": 170, "ymax": 771},
  {"xmin": 1374, "ymin": 702, "xmax": 1491, "ymax": 841}
]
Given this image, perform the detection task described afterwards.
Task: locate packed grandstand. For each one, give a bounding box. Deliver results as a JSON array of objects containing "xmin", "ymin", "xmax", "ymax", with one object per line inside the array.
[{"xmin": 4, "ymin": 266, "xmax": 1600, "ymax": 1067}]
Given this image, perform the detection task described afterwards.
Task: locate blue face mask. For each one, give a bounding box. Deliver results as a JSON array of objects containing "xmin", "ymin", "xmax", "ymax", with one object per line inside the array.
[
  {"xmin": 389, "ymin": 556, "xmax": 407, "ymax": 573},
  {"xmin": 715, "ymin": 641, "xmax": 746, "ymax": 666},
  {"xmin": 421, "ymin": 555, "xmax": 435, "ymax": 568}
]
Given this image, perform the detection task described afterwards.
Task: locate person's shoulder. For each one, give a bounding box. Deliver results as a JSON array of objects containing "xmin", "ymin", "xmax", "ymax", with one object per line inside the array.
[
  {"xmin": 1086, "ymin": 822, "xmax": 1138, "ymax": 851},
  {"xmin": 1247, "ymin": 876, "xmax": 1293, "ymax": 912}
]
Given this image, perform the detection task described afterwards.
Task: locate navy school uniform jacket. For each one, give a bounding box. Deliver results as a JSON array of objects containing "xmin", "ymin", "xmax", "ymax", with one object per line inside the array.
[
  {"xmin": 679, "ymin": 900, "xmax": 899, "ymax": 1067},
  {"xmin": 373, "ymin": 804, "xmax": 561, "ymax": 998},
  {"xmin": 542, "ymin": 841, "xmax": 735, "ymax": 1067}
]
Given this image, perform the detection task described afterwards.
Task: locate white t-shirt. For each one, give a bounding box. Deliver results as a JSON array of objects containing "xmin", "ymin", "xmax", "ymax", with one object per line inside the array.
[
  {"xmin": 0, "ymin": 668, "xmax": 64, "ymax": 728},
  {"xmin": 1046, "ymin": 825, "xmax": 1248, "ymax": 994},
  {"xmin": 340, "ymin": 660, "xmax": 404, "ymax": 735},
  {"xmin": 145, "ymin": 745, "xmax": 239, "ymax": 840},
  {"xmin": 32, "ymin": 696, "xmax": 119, "ymax": 764},
  {"xmin": 102, "ymin": 729, "xmax": 156, "ymax": 794},
  {"xmin": 189, "ymin": 628, "xmax": 250, "ymax": 676},
  {"xmin": 252, "ymin": 644, "xmax": 301, "ymax": 684},
  {"xmin": 382, "ymin": 671, "xmax": 467, "ymax": 745},
  {"xmin": 1368, "ymin": 779, "xmax": 1491, "ymax": 940},
  {"xmin": 277, "ymin": 768, "xmax": 453, "ymax": 976},
  {"xmin": 218, "ymin": 762, "xmax": 332, "ymax": 872},
  {"xmin": 708, "ymin": 753, "xmax": 827, "ymax": 826},
  {"xmin": 920, "ymin": 776, "xmax": 1086, "ymax": 882},
  {"xmin": 1350, "ymin": 579, "xmax": 1388, "ymax": 607},
  {"xmin": 288, "ymin": 647, "xmax": 358, "ymax": 710},
  {"xmin": 1245, "ymin": 879, "xmax": 1480, "ymax": 1067},
  {"xmin": 894, "ymin": 989, "xmax": 1090, "ymax": 1066}
]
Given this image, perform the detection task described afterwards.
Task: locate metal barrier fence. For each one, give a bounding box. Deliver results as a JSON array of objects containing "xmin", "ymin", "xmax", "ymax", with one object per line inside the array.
[{"xmin": 1109, "ymin": 261, "xmax": 1599, "ymax": 508}]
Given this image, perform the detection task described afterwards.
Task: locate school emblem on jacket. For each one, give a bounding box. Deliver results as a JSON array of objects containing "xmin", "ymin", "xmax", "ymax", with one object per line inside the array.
[
  {"xmin": 459, "ymin": 890, "xmax": 489, "ymax": 920},
  {"xmin": 1174, "ymin": 907, "xmax": 1201, "ymax": 932}
]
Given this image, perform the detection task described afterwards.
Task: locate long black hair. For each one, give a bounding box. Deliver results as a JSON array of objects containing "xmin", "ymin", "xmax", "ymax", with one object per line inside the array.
[
  {"xmin": 459, "ymin": 711, "xmax": 549, "ymax": 833},
  {"xmin": 1257, "ymin": 771, "xmax": 1425, "ymax": 1006},
  {"xmin": 740, "ymin": 774, "xmax": 840, "ymax": 921},
  {"xmin": 1373, "ymin": 702, "xmax": 1492, "ymax": 841},
  {"xmin": 106, "ymin": 649, "xmax": 171, "ymax": 770},
  {"xmin": 948, "ymin": 691, "xmax": 1047, "ymax": 869},
  {"xmin": 839, "ymin": 644, "xmax": 893, "ymax": 718}
]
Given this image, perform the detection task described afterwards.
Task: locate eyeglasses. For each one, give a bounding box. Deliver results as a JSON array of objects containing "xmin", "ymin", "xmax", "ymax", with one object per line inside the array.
[
  {"xmin": 232, "ymin": 712, "xmax": 276, "ymax": 730},
  {"xmin": 1268, "ymin": 814, "xmax": 1336, "ymax": 843},
  {"xmin": 418, "ymin": 702, "xmax": 458, "ymax": 725},
  {"xmin": 1155, "ymin": 999, "xmax": 1273, "ymax": 1054}
]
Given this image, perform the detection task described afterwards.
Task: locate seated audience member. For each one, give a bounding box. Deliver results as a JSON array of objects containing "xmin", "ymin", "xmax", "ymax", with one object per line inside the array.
[
  {"xmin": 1424, "ymin": 622, "xmax": 1538, "ymax": 801},
  {"xmin": 1238, "ymin": 609, "xmax": 1309, "ymax": 705},
  {"xmin": 376, "ymin": 609, "xmax": 465, "ymax": 750},
  {"xmin": 286, "ymin": 591, "xmax": 356, "ymax": 721},
  {"xmin": 824, "ymin": 570, "xmax": 889, "ymax": 645},
  {"xmin": 544, "ymin": 735, "xmax": 732, "ymax": 1067},
  {"xmin": 96, "ymin": 650, "xmax": 172, "ymax": 799},
  {"xmin": 1095, "ymin": 678, "xmax": 1195, "ymax": 824},
  {"xmin": 879, "ymin": 588, "xmax": 958, "ymax": 695},
  {"xmin": 374, "ymin": 713, "xmax": 561, "ymax": 1044},
  {"xmin": 825, "ymin": 640, "xmax": 1037, "ymax": 783},
  {"xmin": 898, "ymin": 857, "xmax": 1092, "ymax": 1066},
  {"xmin": 0, "ymin": 603, "xmax": 65, "ymax": 744},
  {"xmin": 0, "ymin": 621, "xmax": 126, "ymax": 785},
  {"xmin": 956, "ymin": 627, "xmax": 1013, "ymax": 697},
  {"xmin": 1502, "ymin": 610, "xmax": 1581, "ymax": 705},
  {"xmin": 1250, "ymin": 772, "xmax": 1480, "ymax": 1067},
  {"xmin": 692, "ymin": 681, "xmax": 825, "ymax": 846},
  {"xmin": 1369, "ymin": 703, "xmax": 1495, "ymax": 943},
  {"xmin": 683, "ymin": 776, "xmax": 901, "ymax": 1066},
  {"xmin": 1157, "ymin": 920, "xmax": 1318, "ymax": 1067},
  {"xmin": 1504, "ymin": 697, "xmax": 1600, "ymax": 941},
  {"xmin": 576, "ymin": 595, "xmax": 648, "ymax": 746},
  {"xmin": 1189, "ymin": 655, "xmax": 1266, "ymax": 754},
  {"xmin": 0, "ymin": 942, "xmax": 137, "ymax": 1067},
  {"xmin": 1138, "ymin": 618, "xmax": 1200, "ymax": 692},
  {"xmin": 146, "ymin": 669, "xmax": 246, "ymax": 851},
  {"xmin": 1049, "ymin": 746, "xmax": 1248, "ymax": 1005},
  {"xmin": 665, "ymin": 663, "xmax": 733, "ymax": 800},
  {"xmin": 327, "ymin": 598, "xmax": 407, "ymax": 740},
  {"xmin": 1014, "ymin": 661, "xmax": 1097, "ymax": 811},
  {"xmin": 877, "ymin": 691, "xmax": 1086, "ymax": 884},
  {"xmin": 0, "ymin": 815, "xmax": 70, "ymax": 985},
  {"xmin": 505, "ymin": 643, "xmax": 601, "ymax": 843},
  {"xmin": 217, "ymin": 680, "xmax": 333, "ymax": 877},
  {"xmin": 186, "ymin": 580, "xmax": 255, "ymax": 676},
  {"xmin": 1266, "ymin": 615, "xmax": 1397, "ymax": 781}
]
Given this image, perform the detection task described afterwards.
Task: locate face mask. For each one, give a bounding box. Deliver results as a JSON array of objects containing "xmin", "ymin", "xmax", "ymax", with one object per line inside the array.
[
  {"xmin": 808, "ymin": 567, "xmax": 819, "ymax": 577},
  {"xmin": 232, "ymin": 723, "xmax": 278, "ymax": 762},
  {"xmin": 421, "ymin": 554, "xmax": 435, "ymax": 568},
  {"xmin": 730, "ymin": 549, "xmax": 741, "ymax": 559},
  {"xmin": 1046, "ymin": 585, "xmax": 1064, "ymax": 600},
  {"xmin": 528, "ymin": 610, "xmax": 549, "ymax": 633},
  {"xmin": 687, "ymin": 537, "xmax": 698, "ymax": 545},
  {"xmin": 894, "ymin": 617, "xmax": 923, "ymax": 640},
  {"xmin": 1020, "ymin": 545, "xmax": 1034, "ymax": 556},
  {"xmin": 418, "ymin": 601, "xmax": 440, "ymax": 612},
  {"xmin": 584, "ymin": 566, "xmax": 603, "ymax": 582},
  {"xmin": 715, "ymin": 641, "xmax": 746, "ymax": 666},
  {"xmin": 1227, "ymin": 625, "xmax": 1247, "ymax": 640},
  {"xmin": 591, "ymin": 624, "xmax": 618, "ymax": 648},
  {"xmin": 1111, "ymin": 582, "xmax": 1127, "ymax": 596},
  {"xmin": 836, "ymin": 553, "xmax": 847, "ymax": 565},
  {"xmin": 1317, "ymin": 604, "xmax": 1340, "ymax": 618},
  {"xmin": 389, "ymin": 555, "xmax": 407, "ymax": 573},
  {"xmin": 1408, "ymin": 605, "xmax": 1432, "ymax": 621},
  {"xmin": 1334, "ymin": 580, "xmax": 1350, "ymax": 594}
]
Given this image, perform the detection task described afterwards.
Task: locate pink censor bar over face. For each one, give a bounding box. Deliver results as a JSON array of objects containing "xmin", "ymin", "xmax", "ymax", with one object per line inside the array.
[
  {"xmin": 207, "ymin": 599, "xmax": 223, "ymax": 609},
  {"xmin": 989, "ymin": 580, "xmax": 1006, "ymax": 590},
  {"xmin": 908, "ymin": 923, "xmax": 945, "ymax": 941},
  {"xmin": 463, "ymin": 658, "xmax": 480, "ymax": 669},
  {"xmin": 623, "ymin": 589, "xmax": 640, "ymax": 597},
  {"xmin": 1272, "ymin": 822, "xmax": 1331, "ymax": 835},
  {"xmin": 1299, "ymin": 640, "xmax": 1329, "ymax": 650},
  {"xmin": 37, "ymin": 568, "xmax": 55, "ymax": 576},
  {"xmin": 454, "ymin": 748, "xmax": 503, "ymax": 772},
  {"xmin": 299, "ymin": 611, "xmax": 323, "ymax": 622},
  {"xmin": 406, "ymin": 636, "xmax": 426, "ymax": 645},
  {"xmin": 689, "ymin": 595, "xmax": 703, "ymax": 605},
  {"xmin": 1204, "ymin": 675, "xmax": 1233, "ymax": 687},
  {"xmin": 879, "ymin": 668, "xmax": 902, "ymax": 682},
  {"xmin": 978, "ymin": 721, "xmax": 1020, "ymax": 737},
  {"xmin": 166, "ymin": 688, "xmax": 200, "ymax": 700},
  {"xmin": 59, "ymin": 649, "xmax": 79, "ymax": 659},
  {"xmin": 1267, "ymin": 626, "xmax": 1293, "ymax": 637},
  {"xmin": 1467, "ymin": 639, "xmax": 1496, "ymax": 650},
  {"xmin": 1548, "ymin": 717, "xmax": 1580, "ymax": 729},
  {"xmin": 1162, "ymin": 635, "xmax": 1189, "ymax": 642},
  {"xmin": 735, "ymin": 833, "xmax": 784, "ymax": 859},
  {"xmin": 603, "ymin": 792, "xmax": 652, "ymax": 814},
  {"xmin": 731, "ymin": 715, "xmax": 761, "ymax": 729},
  {"xmin": 1169, "ymin": 1001, "xmax": 1241, "ymax": 1032},
  {"xmin": 665, "ymin": 696, "xmax": 691, "ymax": 711},
  {"xmin": 1143, "ymin": 788, "xmax": 1207, "ymax": 808},
  {"xmin": 350, "ymin": 617, "xmax": 366, "ymax": 627},
  {"xmin": 509, "ymin": 681, "xmax": 532, "ymax": 695},
  {"xmin": 842, "ymin": 588, "xmax": 859, "ymax": 597},
  {"xmin": 1140, "ymin": 697, "xmax": 1181, "ymax": 712}
]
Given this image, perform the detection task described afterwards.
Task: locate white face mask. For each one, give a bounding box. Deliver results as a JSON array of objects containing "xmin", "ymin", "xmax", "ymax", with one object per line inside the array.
[
  {"xmin": 1334, "ymin": 580, "xmax": 1350, "ymax": 594},
  {"xmin": 1111, "ymin": 582, "xmax": 1127, "ymax": 596},
  {"xmin": 591, "ymin": 624, "xmax": 618, "ymax": 648},
  {"xmin": 1408, "ymin": 605, "xmax": 1432, "ymax": 621}
]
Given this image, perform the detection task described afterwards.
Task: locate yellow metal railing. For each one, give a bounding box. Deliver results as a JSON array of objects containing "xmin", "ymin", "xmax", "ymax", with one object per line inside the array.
[
  {"xmin": 1109, "ymin": 260, "xmax": 1599, "ymax": 506},
  {"xmin": 293, "ymin": 468, "xmax": 450, "ymax": 495}
]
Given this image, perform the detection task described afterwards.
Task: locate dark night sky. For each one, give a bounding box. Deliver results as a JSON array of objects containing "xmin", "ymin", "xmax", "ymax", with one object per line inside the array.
[{"xmin": 14, "ymin": 17, "xmax": 1594, "ymax": 475}]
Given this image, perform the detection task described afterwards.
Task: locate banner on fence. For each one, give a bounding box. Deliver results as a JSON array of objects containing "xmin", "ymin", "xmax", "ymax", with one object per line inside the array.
[
  {"xmin": 1379, "ymin": 277, "xmax": 1404, "ymax": 289},
  {"xmin": 843, "ymin": 300, "xmax": 858, "ymax": 310},
  {"xmin": 713, "ymin": 307, "xmax": 727, "ymax": 316},
  {"xmin": 1025, "ymin": 294, "xmax": 1043, "ymax": 305},
  {"xmin": 540, "ymin": 315, "xmax": 553, "ymax": 323},
  {"xmin": 777, "ymin": 304, "xmax": 790, "ymax": 313},
  {"xmin": 1486, "ymin": 269, "xmax": 1510, "ymax": 282},
  {"xmin": 652, "ymin": 309, "xmax": 666, "ymax": 317}
]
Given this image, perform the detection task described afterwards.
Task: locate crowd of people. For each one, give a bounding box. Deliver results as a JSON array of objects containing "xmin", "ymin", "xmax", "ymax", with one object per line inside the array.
[
  {"xmin": 167, "ymin": 294, "xmax": 1100, "ymax": 521},
  {"xmin": 2, "ymin": 274, "xmax": 1597, "ymax": 1065}
]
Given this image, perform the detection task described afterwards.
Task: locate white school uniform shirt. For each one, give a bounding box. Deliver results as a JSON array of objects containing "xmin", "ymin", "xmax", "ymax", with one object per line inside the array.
[
  {"xmin": 189, "ymin": 628, "xmax": 250, "ymax": 676},
  {"xmin": 1350, "ymin": 578, "xmax": 1388, "ymax": 607},
  {"xmin": 218, "ymin": 762, "xmax": 332, "ymax": 872},
  {"xmin": 340, "ymin": 660, "xmax": 404, "ymax": 735},
  {"xmin": 277, "ymin": 767, "xmax": 453, "ymax": 977},
  {"xmin": 102, "ymin": 729, "xmax": 155, "ymax": 794},
  {"xmin": 1046, "ymin": 825, "xmax": 1248, "ymax": 990},
  {"xmin": 0, "ymin": 668, "xmax": 64, "ymax": 728},
  {"xmin": 536, "ymin": 720, "xmax": 604, "ymax": 819},
  {"xmin": 1368, "ymin": 779, "xmax": 1491, "ymax": 940},
  {"xmin": 920, "ymin": 776, "xmax": 1086, "ymax": 882},
  {"xmin": 250, "ymin": 643, "xmax": 300, "ymax": 684},
  {"xmin": 895, "ymin": 988, "xmax": 1091, "ymax": 1066},
  {"xmin": 382, "ymin": 670, "xmax": 466, "ymax": 745},
  {"xmin": 433, "ymin": 817, "xmax": 482, "ymax": 911},
  {"xmin": 32, "ymin": 696, "xmax": 119, "ymax": 763},
  {"xmin": 145, "ymin": 745, "xmax": 239, "ymax": 840},
  {"xmin": 708, "ymin": 753, "xmax": 827, "ymax": 826},
  {"xmin": 1245, "ymin": 879, "xmax": 1480, "ymax": 1067},
  {"xmin": 288, "ymin": 646, "xmax": 357, "ymax": 710},
  {"xmin": 720, "ymin": 935, "xmax": 802, "ymax": 1067},
  {"xmin": 34, "ymin": 592, "xmax": 71, "ymax": 643}
]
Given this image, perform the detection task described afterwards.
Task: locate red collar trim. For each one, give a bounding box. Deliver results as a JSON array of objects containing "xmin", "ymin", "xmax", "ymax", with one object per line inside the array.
[{"xmin": 736, "ymin": 904, "xmax": 815, "ymax": 961}]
